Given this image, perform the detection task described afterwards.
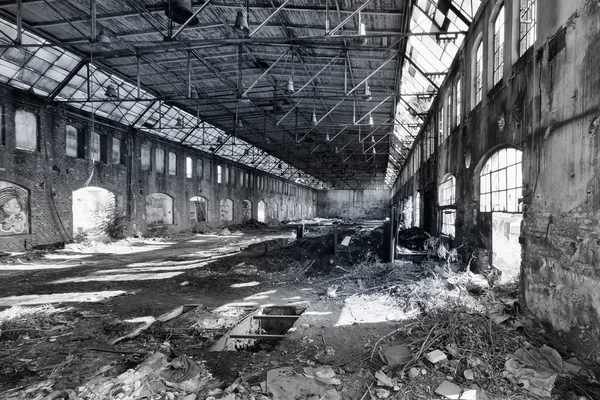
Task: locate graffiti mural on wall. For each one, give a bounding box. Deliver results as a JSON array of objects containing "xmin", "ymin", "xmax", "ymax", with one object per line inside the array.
[{"xmin": 0, "ymin": 181, "xmax": 29, "ymax": 235}]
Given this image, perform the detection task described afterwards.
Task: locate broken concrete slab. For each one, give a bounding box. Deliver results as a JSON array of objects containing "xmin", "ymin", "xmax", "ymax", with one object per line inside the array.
[
  {"xmin": 267, "ymin": 368, "xmax": 341, "ymax": 400},
  {"xmin": 459, "ymin": 389, "xmax": 478, "ymax": 400},
  {"xmin": 434, "ymin": 380, "xmax": 462, "ymax": 399},
  {"xmin": 426, "ymin": 349, "xmax": 447, "ymax": 364}
]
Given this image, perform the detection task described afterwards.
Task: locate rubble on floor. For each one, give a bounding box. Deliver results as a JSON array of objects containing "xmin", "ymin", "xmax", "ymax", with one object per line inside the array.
[{"xmin": 2, "ymin": 226, "xmax": 599, "ymax": 400}]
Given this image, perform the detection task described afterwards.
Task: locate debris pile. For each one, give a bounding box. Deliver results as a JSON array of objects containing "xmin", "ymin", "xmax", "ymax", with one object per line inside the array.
[{"xmin": 396, "ymin": 227, "xmax": 430, "ymax": 251}]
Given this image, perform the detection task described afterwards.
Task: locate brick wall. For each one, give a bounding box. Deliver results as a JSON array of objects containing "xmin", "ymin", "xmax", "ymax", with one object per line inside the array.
[{"xmin": 0, "ymin": 85, "xmax": 316, "ymax": 251}]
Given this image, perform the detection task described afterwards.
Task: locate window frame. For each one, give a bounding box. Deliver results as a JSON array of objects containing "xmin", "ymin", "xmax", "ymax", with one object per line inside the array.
[
  {"xmin": 155, "ymin": 148, "xmax": 165, "ymax": 173},
  {"xmin": 518, "ymin": 0, "xmax": 536, "ymax": 57},
  {"xmin": 185, "ymin": 156, "xmax": 193, "ymax": 178},
  {"xmin": 15, "ymin": 109, "xmax": 38, "ymax": 152},
  {"xmin": 141, "ymin": 144, "xmax": 151, "ymax": 171},
  {"xmin": 492, "ymin": 4, "xmax": 506, "ymax": 86}
]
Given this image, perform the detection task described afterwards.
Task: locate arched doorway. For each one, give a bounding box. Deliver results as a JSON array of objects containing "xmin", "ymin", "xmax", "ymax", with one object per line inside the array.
[
  {"xmin": 190, "ymin": 196, "xmax": 208, "ymax": 224},
  {"xmin": 220, "ymin": 198, "xmax": 234, "ymax": 222},
  {"xmin": 146, "ymin": 193, "xmax": 174, "ymax": 226},
  {"xmin": 72, "ymin": 187, "xmax": 117, "ymax": 239},
  {"xmin": 479, "ymin": 147, "xmax": 523, "ymax": 279},
  {"xmin": 242, "ymin": 199, "xmax": 252, "ymax": 220},
  {"xmin": 257, "ymin": 200, "xmax": 266, "ymax": 222}
]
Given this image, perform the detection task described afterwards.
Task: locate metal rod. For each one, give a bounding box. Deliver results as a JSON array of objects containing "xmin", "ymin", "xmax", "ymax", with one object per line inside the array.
[
  {"xmin": 354, "ymin": 95, "xmax": 391, "ymax": 124},
  {"xmin": 346, "ymin": 53, "xmax": 397, "ymax": 96},
  {"xmin": 292, "ymin": 52, "xmax": 341, "ymax": 96},
  {"xmin": 242, "ymin": 49, "xmax": 289, "ymax": 97},
  {"xmin": 249, "ymin": 0, "xmax": 291, "ymax": 37},
  {"xmin": 136, "ymin": 55, "xmax": 140, "ymax": 98},
  {"xmin": 90, "ymin": 0, "xmax": 96, "ymax": 42},
  {"xmin": 275, "ymin": 97, "xmax": 305, "ymax": 126},
  {"xmin": 187, "ymin": 51, "xmax": 192, "ymax": 98},
  {"xmin": 171, "ymin": 0, "xmax": 212, "ymax": 39},
  {"xmin": 327, "ymin": 0, "xmax": 372, "ymax": 36}
]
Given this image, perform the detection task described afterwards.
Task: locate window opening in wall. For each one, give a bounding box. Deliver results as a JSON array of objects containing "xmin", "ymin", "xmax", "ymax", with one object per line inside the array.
[
  {"xmin": 186, "ymin": 156, "xmax": 193, "ymax": 178},
  {"xmin": 15, "ymin": 110, "xmax": 38, "ymax": 151},
  {"xmin": 111, "ymin": 138, "xmax": 121, "ymax": 165},
  {"xmin": 229, "ymin": 167, "xmax": 235, "ymax": 186},
  {"xmin": 446, "ymin": 91, "xmax": 452, "ymax": 137},
  {"xmin": 219, "ymin": 198, "xmax": 234, "ymax": 221},
  {"xmin": 493, "ymin": 5, "xmax": 505, "ymax": 85},
  {"xmin": 72, "ymin": 187, "xmax": 117, "ymax": 240},
  {"xmin": 206, "ymin": 161, "xmax": 211, "ymax": 181},
  {"xmin": 168, "ymin": 152, "xmax": 177, "ymax": 175},
  {"xmin": 146, "ymin": 193, "xmax": 174, "ymax": 225},
  {"xmin": 100, "ymin": 135, "xmax": 108, "ymax": 163},
  {"xmin": 190, "ymin": 196, "xmax": 207, "ymax": 223},
  {"xmin": 217, "ymin": 165, "xmax": 223, "ymax": 183},
  {"xmin": 480, "ymin": 147, "xmax": 523, "ymax": 279},
  {"xmin": 65, "ymin": 125, "xmax": 84, "ymax": 158},
  {"xmin": 91, "ymin": 131, "xmax": 100, "ymax": 162},
  {"xmin": 519, "ymin": 0, "xmax": 536, "ymax": 56},
  {"xmin": 438, "ymin": 106, "xmax": 444, "ymax": 147},
  {"xmin": 242, "ymin": 199, "xmax": 252, "ymax": 220},
  {"xmin": 475, "ymin": 42, "xmax": 483, "ymax": 105},
  {"xmin": 155, "ymin": 148, "xmax": 165, "ymax": 173},
  {"xmin": 439, "ymin": 175, "xmax": 456, "ymax": 238},
  {"xmin": 414, "ymin": 191, "xmax": 421, "ymax": 227},
  {"xmin": 455, "ymin": 78, "xmax": 461, "ymax": 126},
  {"xmin": 141, "ymin": 145, "xmax": 151, "ymax": 170},
  {"xmin": 403, "ymin": 196, "xmax": 413, "ymax": 228},
  {"xmin": 257, "ymin": 200, "xmax": 266, "ymax": 222}
]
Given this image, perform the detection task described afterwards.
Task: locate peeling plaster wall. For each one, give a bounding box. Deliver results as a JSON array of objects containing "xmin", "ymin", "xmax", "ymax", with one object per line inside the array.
[
  {"xmin": 390, "ymin": 0, "xmax": 600, "ymax": 355},
  {"xmin": 0, "ymin": 85, "xmax": 316, "ymax": 251},
  {"xmin": 317, "ymin": 190, "xmax": 390, "ymax": 219}
]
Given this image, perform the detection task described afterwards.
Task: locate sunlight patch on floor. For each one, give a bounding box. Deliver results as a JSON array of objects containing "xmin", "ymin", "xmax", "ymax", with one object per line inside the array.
[
  {"xmin": 335, "ymin": 293, "xmax": 417, "ymax": 326},
  {"xmin": 44, "ymin": 254, "xmax": 92, "ymax": 260},
  {"xmin": 92, "ymin": 262, "xmax": 208, "ymax": 274},
  {"xmin": 0, "ymin": 290, "xmax": 128, "ymax": 307},
  {"xmin": 231, "ymin": 281, "xmax": 261, "ymax": 288},
  {"xmin": 50, "ymin": 271, "xmax": 184, "ymax": 283},
  {"xmin": 0, "ymin": 262, "xmax": 82, "ymax": 271},
  {"xmin": 0, "ymin": 304, "xmax": 71, "ymax": 323},
  {"xmin": 243, "ymin": 290, "xmax": 278, "ymax": 301}
]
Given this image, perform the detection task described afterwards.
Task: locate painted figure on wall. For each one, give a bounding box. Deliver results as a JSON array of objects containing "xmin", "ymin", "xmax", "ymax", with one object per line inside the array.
[{"xmin": 0, "ymin": 182, "xmax": 29, "ymax": 235}]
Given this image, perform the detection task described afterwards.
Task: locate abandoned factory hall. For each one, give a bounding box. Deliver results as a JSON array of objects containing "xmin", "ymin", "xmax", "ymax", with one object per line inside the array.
[{"xmin": 2, "ymin": 0, "xmax": 600, "ymax": 399}]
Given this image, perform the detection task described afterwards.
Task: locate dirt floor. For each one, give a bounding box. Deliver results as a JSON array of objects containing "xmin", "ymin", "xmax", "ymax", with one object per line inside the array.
[{"xmin": 0, "ymin": 221, "xmax": 599, "ymax": 400}]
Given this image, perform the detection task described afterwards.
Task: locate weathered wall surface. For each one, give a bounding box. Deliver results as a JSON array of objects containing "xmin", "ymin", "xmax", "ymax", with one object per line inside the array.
[
  {"xmin": 0, "ymin": 85, "xmax": 316, "ymax": 251},
  {"xmin": 390, "ymin": 0, "xmax": 600, "ymax": 355},
  {"xmin": 317, "ymin": 190, "xmax": 390, "ymax": 219}
]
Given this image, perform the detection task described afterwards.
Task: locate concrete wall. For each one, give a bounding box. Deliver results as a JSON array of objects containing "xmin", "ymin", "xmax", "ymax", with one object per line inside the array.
[
  {"xmin": 0, "ymin": 85, "xmax": 316, "ymax": 251},
  {"xmin": 391, "ymin": 0, "xmax": 600, "ymax": 355},
  {"xmin": 317, "ymin": 190, "xmax": 390, "ymax": 219}
]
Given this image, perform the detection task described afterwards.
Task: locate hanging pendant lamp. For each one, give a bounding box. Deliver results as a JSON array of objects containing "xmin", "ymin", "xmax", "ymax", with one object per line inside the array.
[
  {"xmin": 167, "ymin": 0, "xmax": 200, "ymax": 26},
  {"xmin": 234, "ymin": 10, "xmax": 249, "ymax": 31},
  {"xmin": 368, "ymin": 114, "xmax": 374, "ymax": 126}
]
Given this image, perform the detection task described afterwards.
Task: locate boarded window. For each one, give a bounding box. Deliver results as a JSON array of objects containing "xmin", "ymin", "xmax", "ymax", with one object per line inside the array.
[
  {"xmin": 168, "ymin": 152, "xmax": 177, "ymax": 175},
  {"xmin": 141, "ymin": 144, "xmax": 151, "ymax": 170},
  {"xmin": 111, "ymin": 138, "xmax": 121, "ymax": 165},
  {"xmin": 145, "ymin": 193, "xmax": 173, "ymax": 225},
  {"xmin": 155, "ymin": 148, "xmax": 165, "ymax": 173},
  {"xmin": 196, "ymin": 159, "xmax": 203, "ymax": 178},
  {"xmin": 91, "ymin": 132, "xmax": 100, "ymax": 162},
  {"xmin": 15, "ymin": 110, "xmax": 37, "ymax": 151},
  {"xmin": 186, "ymin": 156, "xmax": 193, "ymax": 178}
]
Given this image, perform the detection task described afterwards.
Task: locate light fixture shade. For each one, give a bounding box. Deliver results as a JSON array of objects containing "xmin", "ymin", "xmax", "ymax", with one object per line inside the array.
[
  {"xmin": 175, "ymin": 117, "xmax": 183, "ymax": 128},
  {"xmin": 96, "ymin": 31, "xmax": 112, "ymax": 51},
  {"xmin": 355, "ymin": 22, "xmax": 368, "ymax": 46},
  {"xmin": 372, "ymin": 147, "xmax": 376, "ymax": 154},
  {"xmin": 311, "ymin": 111, "xmax": 318, "ymax": 126},
  {"xmin": 234, "ymin": 10, "xmax": 249, "ymax": 31},
  {"xmin": 285, "ymin": 78, "xmax": 295, "ymax": 94},
  {"xmin": 362, "ymin": 84, "xmax": 372, "ymax": 101},
  {"xmin": 371, "ymin": 135, "xmax": 376, "ymax": 143},
  {"xmin": 325, "ymin": 132, "xmax": 331, "ymax": 142},
  {"xmin": 167, "ymin": 0, "xmax": 199, "ymax": 26},
  {"xmin": 368, "ymin": 114, "xmax": 374, "ymax": 126},
  {"xmin": 237, "ymin": 119, "xmax": 244, "ymax": 128},
  {"xmin": 105, "ymin": 83, "xmax": 117, "ymax": 98},
  {"xmin": 190, "ymin": 87, "xmax": 199, "ymax": 99}
]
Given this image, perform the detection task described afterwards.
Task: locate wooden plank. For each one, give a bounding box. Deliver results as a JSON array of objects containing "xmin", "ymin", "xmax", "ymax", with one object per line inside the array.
[
  {"xmin": 229, "ymin": 334, "xmax": 286, "ymax": 340},
  {"xmin": 253, "ymin": 315, "xmax": 300, "ymax": 320}
]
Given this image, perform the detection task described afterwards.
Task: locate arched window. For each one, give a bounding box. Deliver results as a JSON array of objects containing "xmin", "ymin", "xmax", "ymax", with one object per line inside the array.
[
  {"xmin": 480, "ymin": 147, "xmax": 522, "ymax": 212},
  {"xmin": 242, "ymin": 199, "xmax": 252, "ymax": 220},
  {"xmin": 257, "ymin": 200, "xmax": 266, "ymax": 222},
  {"xmin": 439, "ymin": 175, "xmax": 456, "ymax": 238},
  {"xmin": 190, "ymin": 196, "xmax": 207, "ymax": 223},
  {"xmin": 492, "ymin": 4, "xmax": 505, "ymax": 85},
  {"xmin": 219, "ymin": 198, "xmax": 234, "ymax": 221}
]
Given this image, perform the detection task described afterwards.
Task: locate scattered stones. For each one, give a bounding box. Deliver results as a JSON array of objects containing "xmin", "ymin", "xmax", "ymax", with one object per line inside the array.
[
  {"xmin": 435, "ymin": 380, "xmax": 462, "ymax": 399},
  {"xmin": 374, "ymin": 388, "xmax": 390, "ymax": 399},
  {"xmin": 408, "ymin": 367, "xmax": 420, "ymax": 379},
  {"xmin": 463, "ymin": 369, "xmax": 474, "ymax": 380},
  {"xmin": 383, "ymin": 345, "xmax": 412, "ymax": 369},
  {"xmin": 426, "ymin": 349, "xmax": 448, "ymax": 364}
]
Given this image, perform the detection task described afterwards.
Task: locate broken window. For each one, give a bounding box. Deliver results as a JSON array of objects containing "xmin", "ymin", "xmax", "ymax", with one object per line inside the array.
[
  {"xmin": 480, "ymin": 147, "xmax": 522, "ymax": 212},
  {"xmin": 15, "ymin": 110, "xmax": 37, "ymax": 151},
  {"xmin": 141, "ymin": 145, "xmax": 151, "ymax": 171},
  {"xmin": 519, "ymin": 0, "xmax": 536, "ymax": 56},
  {"xmin": 168, "ymin": 152, "xmax": 177, "ymax": 175},
  {"xmin": 111, "ymin": 138, "xmax": 121, "ymax": 165},
  {"xmin": 155, "ymin": 148, "xmax": 165, "ymax": 173},
  {"xmin": 493, "ymin": 5, "xmax": 505, "ymax": 85},
  {"xmin": 91, "ymin": 132, "xmax": 100, "ymax": 162},
  {"xmin": 439, "ymin": 175, "xmax": 456, "ymax": 238},
  {"xmin": 186, "ymin": 156, "xmax": 193, "ymax": 178},
  {"xmin": 474, "ymin": 41, "xmax": 483, "ymax": 105}
]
